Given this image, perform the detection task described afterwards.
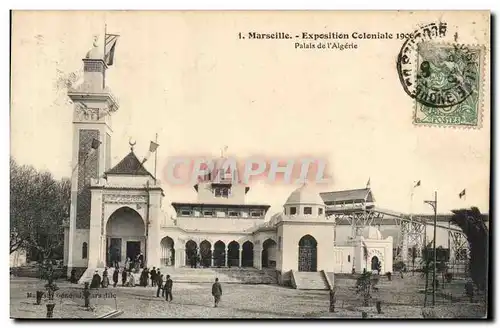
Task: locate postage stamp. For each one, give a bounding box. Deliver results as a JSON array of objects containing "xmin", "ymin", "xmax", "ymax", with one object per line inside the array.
[
  {"xmin": 397, "ymin": 23, "xmax": 485, "ymax": 128},
  {"xmin": 413, "ymin": 43, "xmax": 483, "ymax": 127}
]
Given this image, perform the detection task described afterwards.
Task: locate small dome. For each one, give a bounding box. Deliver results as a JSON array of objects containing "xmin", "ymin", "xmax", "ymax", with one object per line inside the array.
[
  {"xmin": 362, "ymin": 226, "xmax": 383, "ymax": 240},
  {"xmin": 285, "ymin": 184, "xmax": 325, "ymax": 206},
  {"xmin": 86, "ymin": 44, "xmax": 104, "ymax": 60}
]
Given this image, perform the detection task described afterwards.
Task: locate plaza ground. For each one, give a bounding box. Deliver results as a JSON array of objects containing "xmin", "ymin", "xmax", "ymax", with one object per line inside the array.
[{"xmin": 10, "ymin": 274, "xmax": 487, "ymax": 319}]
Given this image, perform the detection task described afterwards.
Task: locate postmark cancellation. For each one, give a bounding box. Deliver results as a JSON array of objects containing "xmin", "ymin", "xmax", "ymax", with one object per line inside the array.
[{"xmin": 413, "ymin": 43, "xmax": 485, "ymax": 128}]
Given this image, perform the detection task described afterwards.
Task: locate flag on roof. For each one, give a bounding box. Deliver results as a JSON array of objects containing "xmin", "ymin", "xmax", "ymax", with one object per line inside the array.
[
  {"xmin": 414, "ymin": 180, "xmax": 421, "ymax": 188},
  {"xmin": 142, "ymin": 140, "xmax": 160, "ymax": 164},
  {"xmin": 459, "ymin": 189, "xmax": 466, "ymax": 199},
  {"xmin": 149, "ymin": 141, "xmax": 159, "ymax": 153},
  {"xmin": 105, "ymin": 34, "xmax": 119, "ymax": 66},
  {"xmin": 366, "ymin": 178, "xmax": 371, "ymax": 189}
]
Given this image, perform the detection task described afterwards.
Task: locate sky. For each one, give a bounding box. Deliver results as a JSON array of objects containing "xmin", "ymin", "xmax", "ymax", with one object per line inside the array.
[{"xmin": 10, "ymin": 11, "xmax": 490, "ymax": 219}]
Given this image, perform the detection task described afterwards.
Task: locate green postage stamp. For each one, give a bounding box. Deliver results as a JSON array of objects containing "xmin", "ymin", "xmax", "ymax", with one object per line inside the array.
[
  {"xmin": 413, "ymin": 43, "xmax": 483, "ymax": 127},
  {"xmin": 396, "ymin": 22, "xmax": 485, "ymax": 128}
]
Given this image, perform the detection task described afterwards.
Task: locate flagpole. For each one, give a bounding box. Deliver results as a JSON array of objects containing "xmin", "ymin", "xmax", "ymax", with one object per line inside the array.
[
  {"xmin": 432, "ymin": 191, "xmax": 437, "ymax": 307},
  {"xmin": 103, "ymin": 24, "xmax": 107, "ymax": 89},
  {"xmin": 154, "ymin": 133, "xmax": 158, "ymax": 182},
  {"xmin": 409, "ymin": 183, "xmax": 414, "ymax": 273},
  {"xmin": 145, "ymin": 179, "xmax": 150, "ymax": 267}
]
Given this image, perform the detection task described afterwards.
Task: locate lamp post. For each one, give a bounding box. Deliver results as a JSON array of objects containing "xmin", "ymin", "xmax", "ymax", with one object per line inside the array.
[{"xmin": 424, "ymin": 191, "xmax": 438, "ymax": 307}]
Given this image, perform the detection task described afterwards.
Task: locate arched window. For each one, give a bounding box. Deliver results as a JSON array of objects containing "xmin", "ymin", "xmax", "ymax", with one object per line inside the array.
[
  {"xmin": 347, "ymin": 255, "xmax": 351, "ymax": 262},
  {"xmin": 82, "ymin": 242, "xmax": 88, "ymax": 259}
]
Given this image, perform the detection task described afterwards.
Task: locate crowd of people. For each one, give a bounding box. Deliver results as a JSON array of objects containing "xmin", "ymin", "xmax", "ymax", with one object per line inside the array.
[{"xmin": 70, "ymin": 265, "xmax": 223, "ymax": 307}]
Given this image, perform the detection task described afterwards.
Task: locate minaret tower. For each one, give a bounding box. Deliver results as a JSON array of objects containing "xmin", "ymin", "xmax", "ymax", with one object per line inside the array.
[{"xmin": 66, "ymin": 36, "xmax": 119, "ymax": 275}]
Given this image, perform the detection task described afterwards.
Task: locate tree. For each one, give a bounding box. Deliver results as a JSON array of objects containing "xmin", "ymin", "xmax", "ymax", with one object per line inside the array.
[
  {"xmin": 10, "ymin": 157, "xmax": 70, "ymax": 272},
  {"xmin": 450, "ymin": 207, "xmax": 488, "ymax": 292},
  {"xmin": 10, "ymin": 158, "xmax": 37, "ymax": 254},
  {"xmin": 355, "ymin": 271, "xmax": 373, "ymax": 306}
]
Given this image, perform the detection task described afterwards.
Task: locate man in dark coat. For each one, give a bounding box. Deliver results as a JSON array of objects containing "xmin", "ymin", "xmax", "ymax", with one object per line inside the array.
[
  {"xmin": 90, "ymin": 271, "xmax": 101, "ymax": 289},
  {"xmin": 150, "ymin": 267, "xmax": 157, "ymax": 287},
  {"xmin": 211, "ymin": 277, "xmax": 222, "ymax": 307},
  {"xmin": 121, "ymin": 268, "xmax": 127, "ymax": 286},
  {"xmin": 101, "ymin": 268, "xmax": 109, "ymax": 288},
  {"xmin": 112, "ymin": 267, "xmax": 119, "ymax": 287},
  {"xmin": 70, "ymin": 268, "xmax": 77, "ymax": 284},
  {"xmin": 164, "ymin": 275, "xmax": 173, "ymax": 302},
  {"xmin": 139, "ymin": 268, "xmax": 145, "ymax": 286},
  {"xmin": 156, "ymin": 273, "xmax": 164, "ymax": 297}
]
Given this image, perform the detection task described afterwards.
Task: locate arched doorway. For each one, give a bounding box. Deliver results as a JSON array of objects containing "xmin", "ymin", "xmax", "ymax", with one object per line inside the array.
[
  {"xmin": 185, "ymin": 240, "xmax": 198, "ymax": 267},
  {"xmin": 106, "ymin": 207, "xmax": 145, "ymax": 268},
  {"xmin": 241, "ymin": 241, "xmax": 254, "ymax": 267},
  {"xmin": 227, "ymin": 241, "xmax": 240, "ymax": 267},
  {"xmin": 298, "ymin": 235, "xmax": 317, "ymax": 272},
  {"xmin": 213, "ymin": 241, "xmax": 226, "ymax": 267},
  {"xmin": 371, "ymin": 256, "xmax": 380, "ymax": 271},
  {"xmin": 200, "ymin": 240, "xmax": 212, "ymax": 268},
  {"xmin": 160, "ymin": 236, "xmax": 175, "ymax": 266},
  {"xmin": 262, "ymin": 238, "xmax": 277, "ymax": 268}
]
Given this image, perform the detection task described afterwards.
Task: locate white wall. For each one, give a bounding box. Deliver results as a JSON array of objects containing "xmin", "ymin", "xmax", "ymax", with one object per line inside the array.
[
  {"xmin": 63, "ymin": 227, "xmax": 69, "ymax": 266},
  {"xmin": 280, "ymin": 222, "xmax": 336, "ymax": 272},
  {"xmin": 177, "ymin": 217, "xmax": 262, "ymax": 233},
  {"xmin": 332, "ymin": 246, "xmax": 354, "ymax": 273},
  {"xmin": 71, "ymin": 229, "xmax": 90, "ymax": 268}
]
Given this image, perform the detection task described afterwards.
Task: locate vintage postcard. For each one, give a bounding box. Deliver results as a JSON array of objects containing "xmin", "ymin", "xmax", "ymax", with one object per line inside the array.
[{"xmin": 10, "ymin": 11, "xmax": 490, "ymax": 319}]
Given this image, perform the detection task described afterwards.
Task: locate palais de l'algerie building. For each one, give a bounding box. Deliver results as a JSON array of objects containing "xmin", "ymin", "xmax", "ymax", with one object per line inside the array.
[{"xmin": 64, "ymin": 40, "xmax": 393, "ymax": 289}]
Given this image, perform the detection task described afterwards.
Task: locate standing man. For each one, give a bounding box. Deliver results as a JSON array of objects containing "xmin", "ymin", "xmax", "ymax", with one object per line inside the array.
[
  {"xmin": 156, "ymin": 273, "xmax": 164, "ymax": 298},
  {"xmin": 211, "ymin": 277, "xmax": 222, "ymax": 308},
  {"xmin": 121, "ymin": 268, "xmax": 127, "ymax": 287},
  {"xmin": 164, "ymin": 275, "xmax": 173, "ymax": 302},
  {"xmin": 150, "ymin": 267, "xmax": 157, "ymax": 287},
  {"xmin": 70, "ymin": 268, "xmax": 77, "ymax": 284},
  {"xmin": 112, "ymin": 267, "xmax": 119, "ymax": 288}
]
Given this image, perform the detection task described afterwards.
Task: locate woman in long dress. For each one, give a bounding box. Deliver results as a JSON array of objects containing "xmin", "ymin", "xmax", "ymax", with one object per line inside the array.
[{"xmin": 90, "ymin": 271, "xmax": 101, "ymax": 289}]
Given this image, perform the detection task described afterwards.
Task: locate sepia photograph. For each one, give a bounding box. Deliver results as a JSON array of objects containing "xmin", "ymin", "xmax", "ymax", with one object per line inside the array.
[{"xmin": 9, "ymin": 10, "xmax": 491, "ymax": 319}]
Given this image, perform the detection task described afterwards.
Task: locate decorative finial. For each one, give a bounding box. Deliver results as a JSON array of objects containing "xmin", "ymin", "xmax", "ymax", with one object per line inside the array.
[
  {"xmin": 129, "ymin": 137, "xmax": 136, "ymax": 152},
  {"xmin": 92, "ymin": 35, "xmax": 99, "ymax": 47}
]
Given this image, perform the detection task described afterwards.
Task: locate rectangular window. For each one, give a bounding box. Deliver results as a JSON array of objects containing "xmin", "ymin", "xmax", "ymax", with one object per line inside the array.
[
  {"xmin": 228, "ymin": 211, "xmax": 239, "ymax": 217},
  {"xmin": 203, "ymin": 211, "xmax": 214, "ymax": 217},
  {"xmin": 304, "ymin": 207, "xmax": 312, "ymax": 215},
  {"xmin": 180, "ymin": 210, "xmax": 192, "ymax": 216},
  {"xmin": 318, "ymin": 208, "xmax": 323, "ymax": 215},
  {"xmin": 251, "ymin": 211, "xmax": 262, "ymax": 217},
  {"xmin": 214, "ymin": 187, "xmax": 230, "ymax": 198},
  {"xmin": 290, "ymin": 207, "xmax": 297, "ymax": 215}
]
